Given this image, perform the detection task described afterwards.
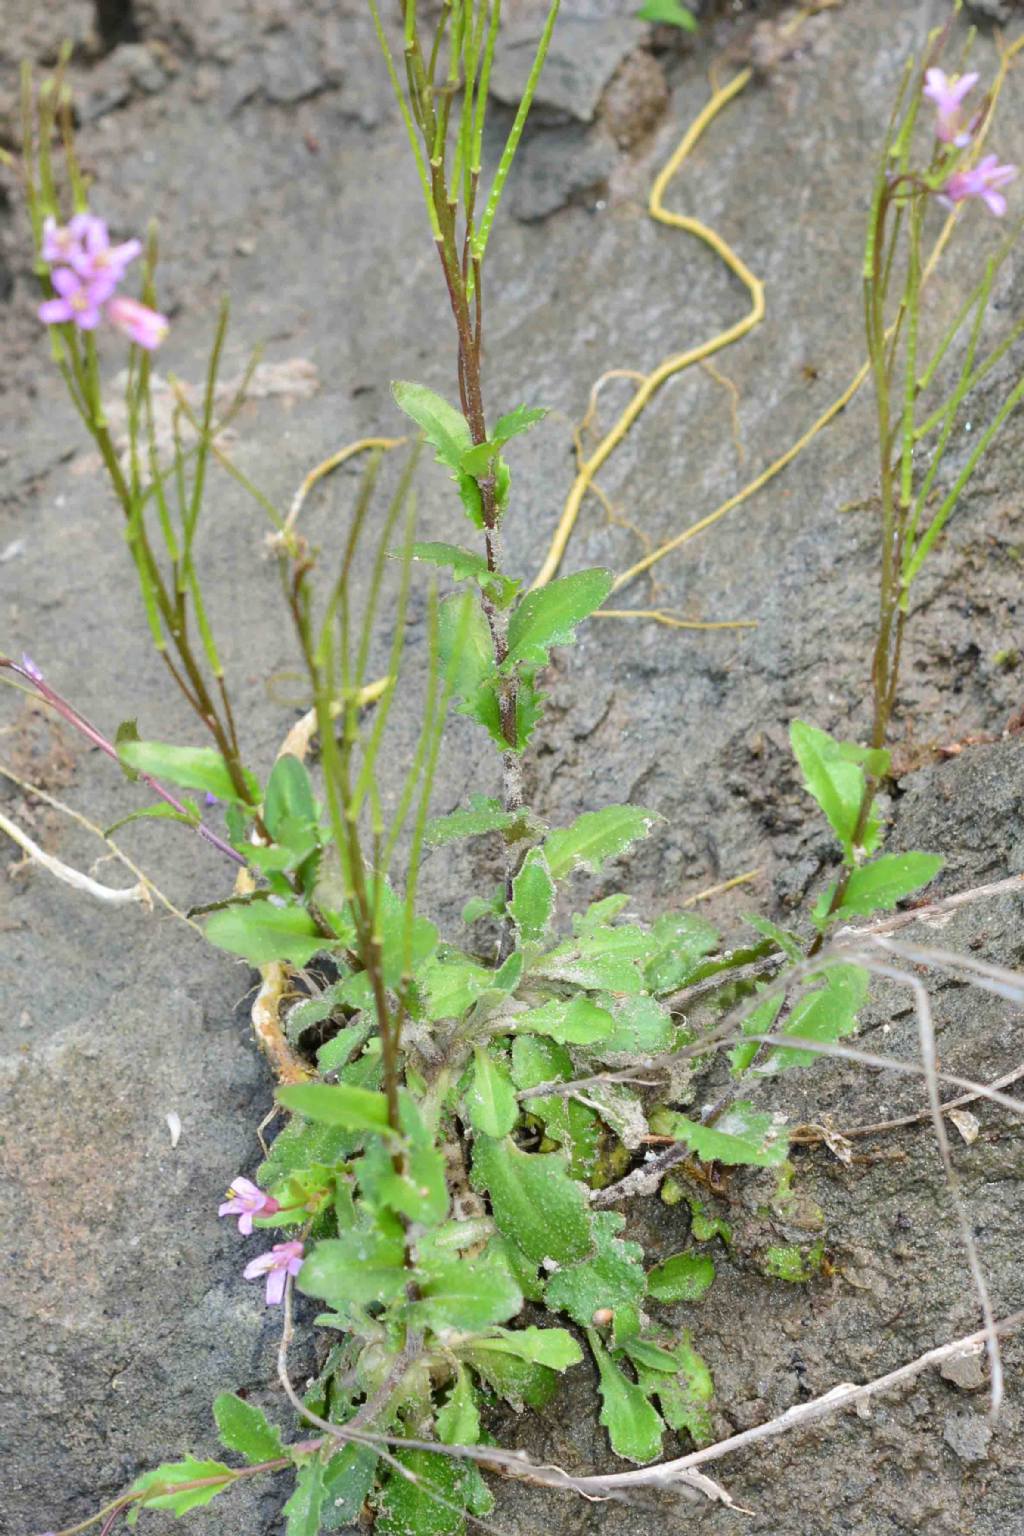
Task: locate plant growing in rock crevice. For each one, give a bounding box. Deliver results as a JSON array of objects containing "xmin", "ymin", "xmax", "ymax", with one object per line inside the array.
[{"xmin": 5, "ymin": 12, "xmax": 1024, "ymax": 1535}]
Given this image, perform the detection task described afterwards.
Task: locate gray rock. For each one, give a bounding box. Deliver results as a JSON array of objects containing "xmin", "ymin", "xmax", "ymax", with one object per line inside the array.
[
  {"xmin": 940, "ymin": 1346, "xmax": 987, "ymax": 1391},
  {"xmin": 509, "ymin": 122, "xmax": 617, "ymax": 222},
  {"xmin": 943, "ymin": 1410, "xmax": 993, "ymax": 1464},
  {"xmin": 490, "ymin": 17, "xmax": 644, "ymax": 123}
]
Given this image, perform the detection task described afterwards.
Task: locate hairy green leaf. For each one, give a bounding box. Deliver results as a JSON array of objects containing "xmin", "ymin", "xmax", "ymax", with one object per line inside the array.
[
  {"xmin": 493, "ymin": 403, "xmax": 548, "ymax": 445},
  {"xmin": 437, "ymin": 1365, "xmax": 482, "ymax": 1444},
  {"xmin": 771, "ymin": 962, "xmax": 869, "ymax": 1070},
  {"xmin": 411, "ymin": 543, "xmax": 519, "ymax": 607},
  {"xmin": 284, "ymin": 1457, "xmax": 326, "ymax": 1536},
  {"xmin": 126, "ymin": 1458, "xmax": 233, "ymax": 1521},
  {"xmin": 277, "ymin": 1080, "xmax": 391, "ymax": 1133},
  {"xmin": 392, "ymin": 381, "xmax": 472, "ymax": 471},
  {"xmin": 546, "ymin": 1212, "xmax": 645, "ymax": 1347},
  {"xmin": 543, "ymin": 805, "xmax": 658, "ymax": 880},
  {"xmin": 298, "ymin": 1229, "xmax": 408, "ymax": 1308},
  {"xmin": 213, "ymin": 1393, "xmax": 284, "ymax": 1463},
  {"xmin": 506, "ymin": 568, "xmax": 613, "ymax": 668},
  {"xmin": 415, "ymin": 1252, "xmax": 522, "ymax": 1330},
  {"xmin": 473, "ymin": 1326, "xmax": 583, "ymax": 1370},
  {"xmin": 650, "ymin": 1102, "xmax": 789, "ymax": 1167},
  {"xmin": 466, "ymin": 1047, "xmax": 519, "ymax": 1138},
  {"xmin": 789, "ymin": 721, "xmax": 881, "ymax": 859},
  {"xmin": 205, "ymin": 902, "xmax": 325, "ymax": 966},
  {"xmin": 824, "ymin": 851, "xmax": 943, "ymax": 922},
  {"xmin": 644, "ymin": 912, "xmax": 720, "ymax": 993},
  {"xmin": 321, "ymin": 1445, "xmax": 378, "ymax": 1531},
  {"xmin": 375, "ymin": 1449, "xmax": 471, "ymax": 1536},
  {"xmin": 471, "ymin": 1136, "xmax": 592, "ymax": 1265},
  {"xmin": 515, "ymin": 994, "xmax": 615, "ymax": 1044},
  {"xmin": 118, "ymin": 739, "xmax": 259, "ymax": 805},
  {"xmin": 588, "ymin": 1331, "xmax": 664, "ymax": 1464},
  {"xmin": 426, "ymin": 794, "xmax": 520, "ymax": 845},
  {"xmin": 462, "ymin": 1343, "xmax": 559, "ymax": 1411},
  {"xmin": 439, "ymin": 592, "xmax": 503, "ymax": 744},
  {"xmin": 646, "ymin": 1252, "xmax": 715, "ymax": 1303},
  {"xmin": 510, "ymin": 848, "xmax": 555, "ymax": 944}
]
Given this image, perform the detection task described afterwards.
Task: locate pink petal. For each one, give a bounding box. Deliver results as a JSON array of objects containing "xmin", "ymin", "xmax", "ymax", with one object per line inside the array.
[
  {"xmin": 949, "ymin": 72, "xmax": 978, "ymax": 105},
  {"xmin": 983, "ymin": 191, "xmax": 1007, "ymax": 217},
  {"xmin": 230, "ymin": 1177, "xmax": 262, "ymax": 1201},
  {"xmin": 50, "ymin": 267, "xmax": 79, "ymax": 298},
  {"xmin": 265, "ymin": 1267, "xmax": 287, "ymax": 1306},
  {"xmin": 38, "ymin": 298, "xmax": 72, "ymax": 324},
  {"xmin": 218, "ymin": 1198, "xmax": 242, "ymax": 1217},
  {"xmin": 243, "ymin": 1252, "xmax": 275, "ymax": 1279},
  {"xmin": 237, "ymin": 1211, "xmax": 254, "ymax": 1235}
]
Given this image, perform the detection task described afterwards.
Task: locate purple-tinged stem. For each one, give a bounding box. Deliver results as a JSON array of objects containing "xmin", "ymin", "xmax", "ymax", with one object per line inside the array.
[{"xmin": 1, "ymin": 655, "xmax": 246, "ymax": 867}]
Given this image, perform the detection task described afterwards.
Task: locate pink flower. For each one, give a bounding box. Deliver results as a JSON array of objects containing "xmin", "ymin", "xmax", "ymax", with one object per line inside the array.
[
  {"xmin": 41, "ymin": 213, "xmax": 95, "ymax": 266},
  {"xmin": 923, "ymin": 68, "xmax": 979, "ymax": 147},
  {"xmin": 218, "ymin": 1176, "xmax": 281, "ymax": 1235},
  {"xmin": 243, "ymin": 1240, "xmax": 305, "ymax": 1305},
  {"xmin": 105, "ymin": 294, "xmax": 169, "ymax": 350},
  {"xmin": 940, "ymin": 154, "xmax": 1019, "ymax": 217},
  {"xmin": 38, "ymin": 266, "xmax": 117, "ymax": 332},
  {"xmin": 71, "ymin": 215, "xmax": 142, "ymax": 286}
]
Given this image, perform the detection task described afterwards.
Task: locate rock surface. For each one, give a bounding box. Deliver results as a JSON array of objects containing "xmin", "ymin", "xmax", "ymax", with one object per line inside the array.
[{"xmin": 3, "ymin": 0, "xmax": 1024, "ymax": 1533}]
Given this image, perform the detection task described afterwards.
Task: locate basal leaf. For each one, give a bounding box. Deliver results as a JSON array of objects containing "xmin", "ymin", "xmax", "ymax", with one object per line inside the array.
[
  {"xmin": 375, "ymin": 1449, "xmax": 470, "ymax": 1536},
  {"xmin": 545, "ymin": 1212, "xmax": 645, "ymax": 1347},
  {"xmin": 588, "ymin": 1332, "xmax": 664, "ymax": 1464},
  {"xmin": 205, "ymin": 901, "xmax": 325, "ymax": 966},
  {"xmin": 510, "ymin": 1033, "xmax": 573, "ymax": 1089},
  {"xmin": 126, "ymin": 1458, "xmax": 233, "ymax": 1522},
  {"xmin": 471, "ymin": 1136, "xmax": 592, "ymax": 1265},
  {"xmin": 118, "ymin": 739, "xmax": 259, "ymax": 805},
  {"xmin": 473, "ymin": 1325, "xmax": 583, "ymax": 1370},
  {"xmin": 321, "ymin": 1444, "xmax": 378, "ymax": 1531},
  {"xmin": 419, "ymin": 950, "xmax": 495, "ymax": 1021},
  {"xmin": 461, "ymin": 1344, "xmax": 558, "ymax": 1411},
  {"xmin": 415, "ymin": 1252, "xmax": 522, "ymax": 1331},
  {"xmin": 650, "ymin": 1102, "xmax": 789, "ymax": 1167},
  {"xmin": 284, "ymin": 1457, "xmax": 326, "ymax": 1536},
  {"xmin": 213, "ymin": 1393, "xmax": 284, "ymax": 1463},
  {"xmin": 392, "ymin": 381, "xmax": 472, "ymax": 471},
  {"xmin": 277, "ymin": 1080, "xmax": 392, "ymax": 1134},
  {"xmin": 543, "ymin": 805, "xmax": 658, "ymax": 880},
  {"xmin": 644, "ymin": 912, "xmax": 720, "ymax": 993},
  {"xmin": 297, "ymin": 1229, "xmax": 408, "ymax": 1308},
  {"xmin": 506, "ymin": 568, "xmax": 613, "ymax": 669},
  {"xmin": 515, "ymin": 994, "xmax": 615, "ymax": 1045},
  {"xmin": 465, "ymin": 1047, "xmax": 519, "ymax": 1138},
  {"xmin": 646, "ymin": 1252, "xmax": 715, "ymax": 1303},
  {"xmin": 510, "ymin": 848, "xmax": 555, "ymax": 944},
  {"xmin": 436, "ymin": 1365, "xmax": 482, "ymax": 1445}
]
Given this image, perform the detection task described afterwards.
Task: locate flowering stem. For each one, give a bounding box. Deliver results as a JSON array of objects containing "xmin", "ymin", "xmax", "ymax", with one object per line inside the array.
[{"xmin": 0, "ymin": 655, "xmax": 246, "ymax": 866}]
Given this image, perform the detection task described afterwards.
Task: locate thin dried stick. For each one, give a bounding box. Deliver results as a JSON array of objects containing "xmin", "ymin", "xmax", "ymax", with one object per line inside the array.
[
  {"xmin": 0, "ymin": 761, "xmax": 198, "ymax": 928},
  {"xmin": 0, "ymin": 805, "xmax": 146, "ymax": 906},
  {"xmin": 551, "ymin": 1309, "xmax": 1024, "ymax": 1495}
]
